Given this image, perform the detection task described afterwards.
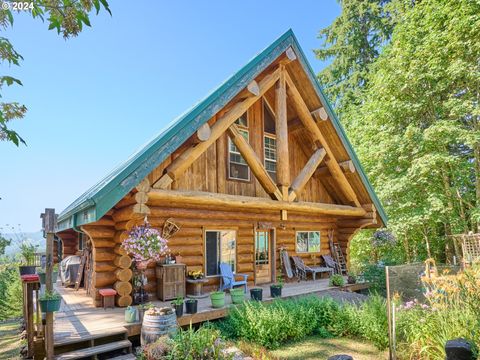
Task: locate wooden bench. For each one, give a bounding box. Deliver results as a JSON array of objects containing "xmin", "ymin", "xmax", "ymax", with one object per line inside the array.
[{"xmin": 99, "ymin": 288, "xmax": 117, "ymax": 309}]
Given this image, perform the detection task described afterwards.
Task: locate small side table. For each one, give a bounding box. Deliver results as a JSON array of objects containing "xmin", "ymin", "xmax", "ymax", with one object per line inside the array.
[{"xmin": 186, "ymin": 278, "xmax": 208, "ymax": 299}]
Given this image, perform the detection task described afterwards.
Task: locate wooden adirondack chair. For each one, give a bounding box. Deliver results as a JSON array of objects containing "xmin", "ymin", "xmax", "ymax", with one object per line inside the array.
[
  {"xmin": 219, "ymin": 263, "xmax": 249, "ymax": 293},
  {"xmin": 322, "ymin": 254, "xmax": 341, "ymax": 275}
]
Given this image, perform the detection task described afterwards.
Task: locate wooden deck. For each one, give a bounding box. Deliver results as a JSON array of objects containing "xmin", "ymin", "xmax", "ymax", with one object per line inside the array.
[{"xmin": 52, "ymin": 279, "xmax": 368, "ymax": 344}]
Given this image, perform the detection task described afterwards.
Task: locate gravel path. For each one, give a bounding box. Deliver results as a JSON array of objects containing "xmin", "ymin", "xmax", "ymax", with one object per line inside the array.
[{"xmin": 318, "ymin": 289, "xmax": 370, "ymax": 304}]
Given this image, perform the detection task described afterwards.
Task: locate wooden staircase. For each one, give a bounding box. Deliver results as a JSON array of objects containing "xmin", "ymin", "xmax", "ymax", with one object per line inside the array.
[{"xmin": 53, "ymin": 327, "xmax": 134, "ymax": 360}]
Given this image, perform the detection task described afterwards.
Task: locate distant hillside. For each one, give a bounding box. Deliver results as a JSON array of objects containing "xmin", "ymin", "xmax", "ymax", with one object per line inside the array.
[{"xmin": 3, "ymin": 231, "xmax": 45, "ymax": 256}]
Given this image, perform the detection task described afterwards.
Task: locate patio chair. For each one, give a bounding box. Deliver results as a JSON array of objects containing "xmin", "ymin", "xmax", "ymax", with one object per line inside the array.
[
  {"xmin": 291, "ymin": 256, "xmax": 333, "ymax": 281},
  {"xmin": 322, "ymin": 254, "xmax": 341, "ymax": 275},
  {"xmin": 219, "ymin": 263, "xmax": 249, "ymax": 293}
]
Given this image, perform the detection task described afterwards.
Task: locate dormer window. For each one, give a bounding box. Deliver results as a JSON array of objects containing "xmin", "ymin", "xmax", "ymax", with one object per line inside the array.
[{"xmin": 228, "ymin": 113, "xmax": 250, "ymax": 181}]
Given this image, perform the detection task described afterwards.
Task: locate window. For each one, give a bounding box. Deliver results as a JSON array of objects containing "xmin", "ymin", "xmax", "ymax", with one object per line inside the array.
[
  {"xmin": 205, "ymin": 230, "xmax": 236, "ymax": 276},
  {"xmin": 296, "ymin": 231, "xmax": 321, "ymax": 253},
  {"xmin": 263, "ymin": 100, "xmax": 277, "ymax": 181},
  {"xmin": 228, "ymin": 113, "xmax": 250, "ymax": 180},
  {"xmin": 264, "ymin": 135, "xmax": 277, "ymax": 182},
  {"xmin": 255, "ymin": 231, "xmax": 269, "ymax": 265}
]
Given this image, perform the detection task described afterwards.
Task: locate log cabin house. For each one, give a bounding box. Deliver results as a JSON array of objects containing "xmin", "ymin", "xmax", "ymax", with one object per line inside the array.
[{"xmin": 55, "ymin": 30, "xmax": 387, "ymax": 308}]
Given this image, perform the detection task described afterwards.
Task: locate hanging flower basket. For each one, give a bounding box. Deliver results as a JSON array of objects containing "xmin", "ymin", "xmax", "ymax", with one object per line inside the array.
[{"xmin": 121, "ymin": 221, "xmax": 169, "ymax": 268}]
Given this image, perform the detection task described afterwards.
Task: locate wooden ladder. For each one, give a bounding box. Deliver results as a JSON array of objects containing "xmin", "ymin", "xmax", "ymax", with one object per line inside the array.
[{"xmin": 328, "ymin": 230, "xmax": 348, "ymax": 275}]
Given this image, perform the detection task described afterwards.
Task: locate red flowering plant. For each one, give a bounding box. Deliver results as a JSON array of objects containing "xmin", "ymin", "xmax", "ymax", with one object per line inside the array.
[{"xmin": 121, "ymin": 221, "xmax": 169, "ymax": 269}]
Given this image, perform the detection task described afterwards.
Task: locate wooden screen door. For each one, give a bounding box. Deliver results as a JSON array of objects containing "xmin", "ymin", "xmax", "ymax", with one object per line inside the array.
[{"xmin": 255, "ymin": 230, "xmax": 274, "ymax": 284}]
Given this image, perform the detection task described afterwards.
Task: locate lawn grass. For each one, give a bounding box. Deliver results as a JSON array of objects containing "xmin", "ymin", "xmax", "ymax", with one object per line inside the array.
[
  {"xmin": 269, "ymin": 336, "xmax": 388, "ymax": 360},
  {"xmin": 0, "ymin": 320, "xmax": 23, "ymax": 359}
]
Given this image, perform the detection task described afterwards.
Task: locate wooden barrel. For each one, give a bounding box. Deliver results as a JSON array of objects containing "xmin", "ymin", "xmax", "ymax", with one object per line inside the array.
[{"xmin": 140, "ymin": 311, "xmax": 177, "ymax": 345}]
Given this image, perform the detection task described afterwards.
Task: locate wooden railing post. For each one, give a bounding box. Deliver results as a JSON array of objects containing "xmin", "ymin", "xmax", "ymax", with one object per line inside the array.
[{"xmin": 41, "ymin": 208, "xmax": 57, "ymax": 360}]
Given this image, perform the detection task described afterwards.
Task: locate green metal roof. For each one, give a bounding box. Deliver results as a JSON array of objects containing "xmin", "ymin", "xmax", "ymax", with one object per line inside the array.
[{"xmin": 57, "ymin": 29, "xmax": 387, "ymax": 231}]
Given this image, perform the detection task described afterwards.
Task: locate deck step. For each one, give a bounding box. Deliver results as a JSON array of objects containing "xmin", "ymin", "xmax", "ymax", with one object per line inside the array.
[
  {"xmin": 109, "ymin": 354, "xmax": 136, "ymax": 360},
  {"xmin": 54, "ymin": 327, "xmax": 127, "ymax": 347},
  {"xmin": 54, "ymin": 339, "xmax": 131, "ymax": 360}
]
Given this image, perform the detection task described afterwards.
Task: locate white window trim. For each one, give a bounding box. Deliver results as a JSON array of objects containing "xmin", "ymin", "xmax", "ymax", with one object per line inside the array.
[
  {"xmin": 295, "ymin": 231, "xmax": 321, "ymax": 253},
  {"xmin": 204, "ymin": 229, "xmax": 237, "ymax": 278},
  {"xmin": 228, "ymin": 127, "xmax": 251, "ymax": 181},
  {"xmin": 263, "ymin": 133, "xmax": 277, "ymax": 178}
]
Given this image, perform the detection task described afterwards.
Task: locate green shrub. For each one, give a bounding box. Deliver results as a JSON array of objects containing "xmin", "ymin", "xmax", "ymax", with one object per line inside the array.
[
  {"xmin": 361, "ymin": 263, "xmax": 386, "ymax": 294},
  {"xmin": 218, "ymin": 295, "xmax": 388, "ymax": 351},
  {"xmin": 0, "ymin": 264, "xmax": 22, "ymax": 320},
  {"xmin": 169, "ymin": 324, "xmax": 230, "ymax": 360},
  {"xmin": 218, "ymin": 296, "xmax": 342, "ymax": 349},
  {"xmin": 329, "ymin": 274, "xmax": 345, "ymax": 287}
]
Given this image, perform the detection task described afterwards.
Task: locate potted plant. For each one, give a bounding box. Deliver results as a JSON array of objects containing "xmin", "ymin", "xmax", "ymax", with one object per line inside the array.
[
  {"xmin": 250, "ymin": 288, "xmax": 263, "ymax": 301},
  {"xmin": 19, "ymin": 242, "xmax": 37, "ymax": 275},
  {"xmin": 210, "ymin": 291, "xmax": 225, "ymax": 308},
  {"xmin": 39, "ymin": 290, "xmax": 62, "ymax": 313},
  {"xmin": 171, "ymin": 297, "xmax": 184, "ymax": 317},
  {"xmin": 187, "ymin": 270, "xmax": 204, "ymax": 280},
  {"xmin": 185, "ymin": 298, "xmax": 198, "ymax": 314},
  {"xmin": 37, "ymin": 265, "xmax": 59, "ymax": 285},
  {"xmin": 230, "ymin": 288, "xmax": 245, "ymax": 304},
  {"xmin": 138, "ymin": 302, "xmax": 154, "ymax": 322},
  {"xmin": 329, "ymin": 274, "xmax": 345, "ymax": 287},
  {"xmin": 270, "ymin": 276, "xmax": 284, "ymax": 298}
]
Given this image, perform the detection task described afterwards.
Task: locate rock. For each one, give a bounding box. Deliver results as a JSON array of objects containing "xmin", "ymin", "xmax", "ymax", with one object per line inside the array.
[
  {"xmin": 445, "ymin": 338, "xmax": 476, "ymax": 360},
  {"xmin": 328, "ymin": 355, "xmax": 354, "ymax": 360}
]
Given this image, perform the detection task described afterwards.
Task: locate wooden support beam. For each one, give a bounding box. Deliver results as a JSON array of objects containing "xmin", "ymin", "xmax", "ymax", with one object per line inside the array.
[
  {"xmin": 312, "ymin": 107, "xmax": 328, "ymax": 122},
  {"xmin": 289, "ymin": 148, "xmax": 327, "ymax": 201},
  {"xmin": 316, "ymin": 160, "xmax": 356, "ymax": 176},
  {"xmin": 247, "ymin": 80, "xmax": 260, "ymax": 96},
  {"xmin": 153, "ymin": 67, "xmax": 281, "ymax": 189},
  {"xmin": 284, "ymin": 71, "xmax": 360, "ymax": 207},
  {"xmin": 275, "ymin": 66, "xmax": 290, "ymax": 200},
  {"xmin": 148, "ymin": 189, "xmax": 367, "ymax": 217},
  {"xmin": 194, "ymin": 123, "xmax": 211, "ymax": 142},
  {"xmin": 227, "ymin": 124, "xmax": 282, "ymax": 200}
]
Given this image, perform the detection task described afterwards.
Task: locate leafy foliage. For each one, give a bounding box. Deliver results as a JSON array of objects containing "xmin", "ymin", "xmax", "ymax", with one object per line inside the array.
[
  {"xmin": 0, "ymin": 264, "xmax": 22, "ymax": 320},
  {"xmin": 0, "ymin": 0, "xmax": 111, "ymax": 146},
  {"xmin": 218, "ymin": 295, "xmax": 388, "ymax": 350},
  {"xmin": 395, "ymin": 265, "xmax": 480, "ymax": 359},
  {"xmin": 329, "ymin": 274, "xmax": 345, "ymax": 287},
  {"xmin": 318, "ymin": 0, "xmax": 480, "ymax": 265},
  {"xmin": 139, "ymin": 325, "xmax": 231, "ymax": 360}
]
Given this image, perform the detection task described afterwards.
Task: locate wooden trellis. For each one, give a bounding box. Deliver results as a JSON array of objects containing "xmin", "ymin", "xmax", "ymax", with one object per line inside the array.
[{"xmin": 457, "ymin": 233, "xmax": 480, "ymax": 264}]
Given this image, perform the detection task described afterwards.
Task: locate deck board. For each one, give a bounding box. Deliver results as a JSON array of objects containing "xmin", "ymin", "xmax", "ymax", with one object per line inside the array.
[{"xmin": 53, "ymin": 278, "xmax": 363, "ymax": 343}]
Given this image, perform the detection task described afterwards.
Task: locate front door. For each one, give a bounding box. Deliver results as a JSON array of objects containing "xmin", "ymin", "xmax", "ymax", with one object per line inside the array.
[{"xmin": 255, "ymin": 230, "xmax": 273, "ymax": 284}]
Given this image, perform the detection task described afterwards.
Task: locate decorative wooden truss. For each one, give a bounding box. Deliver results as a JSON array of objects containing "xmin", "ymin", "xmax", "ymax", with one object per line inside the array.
[{"xmin": 150, "ymin": 49, "xmax": 368, "ymax": 221}]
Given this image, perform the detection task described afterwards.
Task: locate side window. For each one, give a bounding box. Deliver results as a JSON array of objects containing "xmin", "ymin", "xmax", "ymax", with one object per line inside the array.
[
  {"xmin": 228, "ymin": 113, "xmax": 250, "ymax": 181},
  {"xmin": 296, "ymin": 231, "xmax": 321, "ymax": 253},
  {"xmin": 205, "ymin": 230, "xmax": 237, "ymax": 276}
]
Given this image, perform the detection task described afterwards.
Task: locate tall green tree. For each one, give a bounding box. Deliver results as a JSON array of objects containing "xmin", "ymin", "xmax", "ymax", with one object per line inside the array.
[
  {"xmin": 0, "ymin": 0, "xmax": 111, "ymax": 146},
  {"xmin": 315, "ymin": 0, "xmax": 398, "ymax": 116},
  {"xmin": 349, "ymin": 0, "xmax": 480, "ymax": 262}
]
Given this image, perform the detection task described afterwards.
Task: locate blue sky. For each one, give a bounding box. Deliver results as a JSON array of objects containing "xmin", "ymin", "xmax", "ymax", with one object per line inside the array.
[{"xmin": 0, "ymin": 0, "xmax": 340, "ymax": 232}]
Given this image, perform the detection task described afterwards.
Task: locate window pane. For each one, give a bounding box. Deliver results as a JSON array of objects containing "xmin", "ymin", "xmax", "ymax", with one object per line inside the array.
[
  {"xmin": 206, "ymin": 231, "xmax": 219, "ymax": 276},
  {"xmin": 255, "ymin": 231, "xmax": 269, "ymax": 265},
  {"xmin": 230, "ymin": 163, "xmax": 249, "ymax": 180},
  {"xmin": 308, "ymin": 232, "xmax": 320, "ymax": 252},
  {"xmin": 264, "ymin": 137, "xmax": 276, "ymax": 160},
  {"xmin": 228, "ymin": 130, "xmax": 249, "ymax": 180},
  {"xmin": 263, "ymin": 102, "xmax": 276, "ymax": 134},
  {"xmin": 296, "ymin": 232, "xmax": 308, "ymax": 253},
  {"xmin": 220, "ymin": 230, "xmax": 236, "ymax": 271},
  {"xmin": 235, "ymin": 113, "xmax": 248, "ymax": 127}
]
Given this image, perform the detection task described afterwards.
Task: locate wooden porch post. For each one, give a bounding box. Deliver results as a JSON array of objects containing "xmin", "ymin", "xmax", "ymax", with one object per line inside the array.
[
  {"xmin": 42, "ymin": 208, "xmax": 57, "ymax": 360},
  {"xmin": 275, "ymin": 65, "xmax": 290, "ymax": 201}
]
